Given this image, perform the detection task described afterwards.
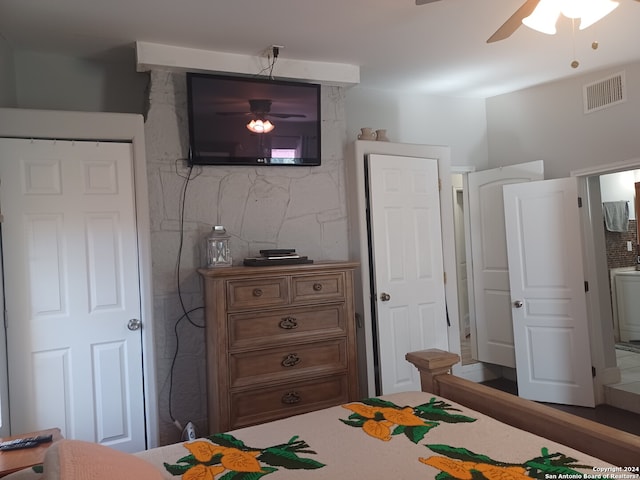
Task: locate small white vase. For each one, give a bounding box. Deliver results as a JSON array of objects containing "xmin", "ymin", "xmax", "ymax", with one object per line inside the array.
[
  {"xmin": 357, "ymin": 128, "xmax": 376, "ymax": 141},
  {"xmin": 375, "ymin": 129, "xmax": 389, "ymax": 142}
]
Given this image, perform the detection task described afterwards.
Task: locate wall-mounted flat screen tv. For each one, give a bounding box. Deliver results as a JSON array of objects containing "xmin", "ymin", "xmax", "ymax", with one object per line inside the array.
[{"xmin": 186, "ymin": 73, "xmax": 321, "ymax": 166}]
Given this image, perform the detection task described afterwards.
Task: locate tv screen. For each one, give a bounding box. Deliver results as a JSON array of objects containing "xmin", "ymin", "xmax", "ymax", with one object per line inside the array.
[{"xmin": 186, "ymin": 73, "xmax": 321, "ymax": 166}]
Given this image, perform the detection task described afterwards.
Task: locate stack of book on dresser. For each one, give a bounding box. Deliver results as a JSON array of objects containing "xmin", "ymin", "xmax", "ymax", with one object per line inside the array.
[{"xmin": 243, "ymin": 249, "xmax": 314, "ymax": 266}]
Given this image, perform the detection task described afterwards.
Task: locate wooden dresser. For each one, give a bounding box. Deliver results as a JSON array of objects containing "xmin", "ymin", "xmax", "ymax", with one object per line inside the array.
[{"xmin": 198, "ymin": 261, "xmax": 359, "ymax": 433}]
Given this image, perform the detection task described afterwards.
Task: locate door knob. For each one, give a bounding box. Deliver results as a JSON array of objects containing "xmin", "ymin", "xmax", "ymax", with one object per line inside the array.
[
  {"xmin": 513, "ymin": 300, "xmax": 523, "ymax": 308},
  {"xmin": 380, "ymin": 292, "xmax": 391, "ymax": 302},
  {"xmin": 127, "ymin": 318, "xmax": 142, "ymax": 331}
]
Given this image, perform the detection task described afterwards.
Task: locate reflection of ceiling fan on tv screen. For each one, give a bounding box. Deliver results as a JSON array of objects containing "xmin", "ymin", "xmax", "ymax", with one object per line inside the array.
[
  {"xmin": 186, "ymin": 73, "xmax": 321, "ymax": 166},
  {"xmin": 216, "ymin": 99, "xmax": 307, "ymax": 120},
  {"xmin": 217, "ymin": 99, "xmax": 307, "ymax": 134}
]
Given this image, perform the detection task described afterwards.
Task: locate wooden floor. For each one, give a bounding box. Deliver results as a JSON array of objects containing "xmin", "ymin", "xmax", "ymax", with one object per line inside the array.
[{"xmin": 481, "ymin": 378, "xmax": 640, "ymax": 437}]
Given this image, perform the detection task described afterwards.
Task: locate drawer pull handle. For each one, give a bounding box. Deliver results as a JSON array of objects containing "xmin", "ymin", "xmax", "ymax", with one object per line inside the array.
[
  {"xmin": 281, "ymin": 353, "xmax": 301, "ymax": 367},
  {"xmin": 281, "ymin": 391, "xmax": 301, "ymax": 404},
  {"xmin": 312, "ymin": 283, "xmax": 323, "ymax": 291},
  {"xmin": 279, "ymin": 317, "xmax": 298, "ymax": 329},
  {"xmin": 252, "ymin": 288, "xmax": 263, "ymax": 297}
]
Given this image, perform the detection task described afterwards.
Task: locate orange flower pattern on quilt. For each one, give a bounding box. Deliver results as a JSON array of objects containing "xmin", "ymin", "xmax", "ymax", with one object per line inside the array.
[
  {"xmin": 340, "ymin": 396, "xmax": 476, "ymax": 443},
  {"xmin": 419, "ymin": 445, "xmax": 605, "ymax": 480},
  {"xmin": 421, "ymin": 456, "xmax": 529, "ymax": 480},
  {"xmin": 163, "ymin": 433, "xmax": 325, "ymax": 479},
  {"xmin": 160, "ymin": 400, "xmax": 605, "ymax": 479}
]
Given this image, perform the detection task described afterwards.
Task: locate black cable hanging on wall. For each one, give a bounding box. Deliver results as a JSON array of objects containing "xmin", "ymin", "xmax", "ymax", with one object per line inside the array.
[{"xmin": 168, "ymin": 160, "xmax": 205, "ymax": 430}]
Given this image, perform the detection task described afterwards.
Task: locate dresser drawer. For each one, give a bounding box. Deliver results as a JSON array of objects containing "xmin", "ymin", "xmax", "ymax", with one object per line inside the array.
[
  {"xmin": 228, "ymin": 304, "xmax": 346, "ymax": 348},
  {"xmin": 291, "ymin": 272, "xmax": 345, "ymax": 303},
  {"xmin": 229, "ymin": 375, "xmax": 350, "ymax": 429},
  {"xmin": 230, "ymin": 339, "xmax": 347, "ymax": 387},
  {"xmin": 226, "ymin": 277, "xmax": 289, "ymax": 310}
]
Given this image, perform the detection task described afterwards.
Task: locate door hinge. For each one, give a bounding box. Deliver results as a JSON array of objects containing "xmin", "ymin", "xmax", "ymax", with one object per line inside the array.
[
  {"xmin": 438, "ymin": 178, "xmax": 442, "ymax": 191},
  {"xmin": 443, "ymin": 271, "xmax": 447, "ymax": 284},
  {"xmin": 578, "ymin": 197, "xmax": 583, "ymax": 208},
  {"xmin": 592, "ymin": 366, "xmax": 596, "ymax": 377},
  {"xmin": 584, "ymin": 281, "xmax": 589, "ymax": 292}
]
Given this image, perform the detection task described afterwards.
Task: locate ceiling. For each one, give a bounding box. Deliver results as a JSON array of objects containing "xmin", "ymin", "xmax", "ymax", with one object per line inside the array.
[{"xmin": 2, "ymin": 0, "xmax": 640, "ymax": 98}]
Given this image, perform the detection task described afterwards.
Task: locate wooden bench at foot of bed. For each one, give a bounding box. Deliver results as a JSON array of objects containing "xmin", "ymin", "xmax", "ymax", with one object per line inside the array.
[{"xmin": 406, "ymin": 349, "xmax": 640, "ymax": 467}]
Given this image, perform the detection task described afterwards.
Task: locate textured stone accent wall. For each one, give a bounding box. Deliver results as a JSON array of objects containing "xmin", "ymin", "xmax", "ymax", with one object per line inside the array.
[{"xmin": 144, "ymin": 70, "xmax": 350, "ymax": 444}]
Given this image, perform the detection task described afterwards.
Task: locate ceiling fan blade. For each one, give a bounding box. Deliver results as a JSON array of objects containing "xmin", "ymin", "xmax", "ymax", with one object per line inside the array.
[
  {"xmin": 216, "ymin": 112, "xmax": 306, "ymax": 119},
  {"xmin": 269, "ymin": 113, "xmax": 306, "ymax": 118},
  {"xmin": 487, "ymin": 0, "xmax": 540, "ymax": 43},
  {"xmin": 415, "ymin": 0, "xmax": 440, "ymax": 5},
  {"xmin": 216, "ymin": 112, "xmax": 251, "ymax": 116}
]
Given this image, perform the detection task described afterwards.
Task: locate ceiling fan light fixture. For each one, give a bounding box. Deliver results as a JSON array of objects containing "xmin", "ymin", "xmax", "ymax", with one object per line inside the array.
[
  {"xmin": 522, "ymin": 0, "xmax": 561, "ymax": 34},
  {"xmin": 576, "ymin": 0, "xmax": 619, "ymax": 29},
  {"xmin": 523, "ymin": 0, "xmax": 619, "ymax": 35},
  {"xmin": 246, "ymin": 119, "xmax": 275, "ymax": 133}
]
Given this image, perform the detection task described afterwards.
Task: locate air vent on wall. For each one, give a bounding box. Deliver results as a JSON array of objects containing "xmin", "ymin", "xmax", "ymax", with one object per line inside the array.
[{"xmin": 583, "ymin": 72, "xmax": 626, "ymax": 114}]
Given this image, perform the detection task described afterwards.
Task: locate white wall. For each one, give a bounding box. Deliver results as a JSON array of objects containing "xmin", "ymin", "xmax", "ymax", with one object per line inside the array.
[
  {"xmin": 486, "ymin": 62, "xmax": 640, "ymax": 178},
  {"xmin": 345, "ymin": 86, "xmax": 489, "ymax": 169},
  {"xmin": 13, "ymin": 49, "xmax": 148, "ymax": 114},
  {"xmin": 0, "ymin": 38, "xmax": 16, "ymax": 107}
]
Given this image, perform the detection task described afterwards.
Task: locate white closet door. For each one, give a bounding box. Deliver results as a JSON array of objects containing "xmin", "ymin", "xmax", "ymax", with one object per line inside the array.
[
  {"xmin": 468, "ymin": 161, "xmax": 544, "ymax": 367},
  {"xmin": 0, "ymin": 138, "xmax": 146, "ymax": 452},
  {"xmin": 368, "ymin": 154, "xmax": 447, "ymax": 394}
]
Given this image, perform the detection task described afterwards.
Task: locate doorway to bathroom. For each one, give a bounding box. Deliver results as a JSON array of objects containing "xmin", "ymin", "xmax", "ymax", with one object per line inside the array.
[
  {"xmin": 598, "ymin": 170, "xmax": 640, "ymax": 414},
  {"xmin": 453, "ymin": 159, "xmax": 640, "ymax": 414}
]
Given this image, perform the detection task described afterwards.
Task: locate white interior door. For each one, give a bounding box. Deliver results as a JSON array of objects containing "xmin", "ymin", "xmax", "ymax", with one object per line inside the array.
[
  {"xmin": 0, "ymin": 138, "xmax": 147, "ymax": 451},
  {"xmin": 453, "ymin": 187, "xmax": 470, "ymax": 338},
  {"xmin": 368, "ymin": 154, "xmax": 448, "ymax": 394},
  {"xmin": 468, "ymin": 161, "xmax": 544, "ymax": 367},
  {"xmin": 503, "ymin": 177, "xmax": 595, "ymax": 407}
]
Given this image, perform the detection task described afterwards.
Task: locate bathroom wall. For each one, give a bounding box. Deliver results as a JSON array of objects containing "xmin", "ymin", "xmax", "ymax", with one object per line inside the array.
[{"xmin": 600, "ymin": 170, "xmax": 640, "ymax": 269}]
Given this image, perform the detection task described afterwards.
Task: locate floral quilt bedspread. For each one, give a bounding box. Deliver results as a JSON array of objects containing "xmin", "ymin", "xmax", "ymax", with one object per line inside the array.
[{"xmin": 9, "ymin": 391, "xmax": 623, "ymax": 479}]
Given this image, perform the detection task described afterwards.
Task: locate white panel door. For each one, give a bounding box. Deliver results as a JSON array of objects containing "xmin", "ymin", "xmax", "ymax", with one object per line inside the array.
[
  {"xmin": 368, "ymin": 154, "xmax": 447, "ymax": 394},
  {"xmin": 468, "ymin": 161, "xmax": 544, "ymax": 367},
  {"xmin": 504, "ymin": 177, "xmax": 595, "ymax": 407},
  {"xmin": 0, "ymin": 138, "xmax": 146, "ymax": 451}
]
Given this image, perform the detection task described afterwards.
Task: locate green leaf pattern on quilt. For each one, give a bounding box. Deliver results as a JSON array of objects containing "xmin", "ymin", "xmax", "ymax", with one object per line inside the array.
[
  {"xmin": 420, "ymin": 445, "xmax": 606, "ymax": 480},
  {"xmin": 339, "ymin": 396, "xmax": 477, "ymax": 443},
  {"xmin": 163, "ymin": 434, "xmax": 325, "ymax": 479}
]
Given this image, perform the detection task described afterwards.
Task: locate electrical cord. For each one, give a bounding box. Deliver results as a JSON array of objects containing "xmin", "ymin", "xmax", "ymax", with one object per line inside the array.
[
  {"xmin": 168, "ymin": 159, "xmax": 205, "ymax": 427},
  {"xmin": 167, "ymin": 306, "xmax": 204, "ymax": 425},
  {"xmin": 269, "ymin": 46, "xmax": 279, "ymax": 79},
  {"xmin": 255, "ymin": 46, "xmax": 280, "ymax": 79},
  {"xmin": 174, "ymin": 160, "xmax": 203, "ymax": 329}
]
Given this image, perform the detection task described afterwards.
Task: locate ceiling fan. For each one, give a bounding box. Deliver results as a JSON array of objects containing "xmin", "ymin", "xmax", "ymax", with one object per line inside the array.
[
  {"xmin": 485, "ymin": 0, "xmax": 541, "ymax": 43},
  {"xmin": 216, "ymin": 99, "xmax": 306, "ymax": 119},
  {"xmin": 416, "ymin": 0, "xmax": 639, "ymax": 44},
  {"xmin": 414, "ymin": 0, "xmax": 539, "ymax": 42}
]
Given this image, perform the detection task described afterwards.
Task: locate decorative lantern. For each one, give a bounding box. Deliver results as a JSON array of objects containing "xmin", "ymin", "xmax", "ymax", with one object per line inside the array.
[{"xmin": 206, "ymin": 225, "xmax": 232, "ymax": 268}]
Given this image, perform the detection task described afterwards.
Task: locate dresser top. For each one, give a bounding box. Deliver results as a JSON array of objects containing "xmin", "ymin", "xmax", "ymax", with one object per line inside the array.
[{"xmin": 197, "ymin": 260, "xmax": 359, "ymax": 278}]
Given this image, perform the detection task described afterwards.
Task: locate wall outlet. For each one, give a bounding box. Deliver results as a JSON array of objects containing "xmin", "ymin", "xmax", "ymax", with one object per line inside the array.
[
  {"xmin": 181, "ymin": 422, "xmax": 197, "ymax": 441},
  {"xmin": 627, "ymin": 241, "xmax": 633, "ymax": 252}
]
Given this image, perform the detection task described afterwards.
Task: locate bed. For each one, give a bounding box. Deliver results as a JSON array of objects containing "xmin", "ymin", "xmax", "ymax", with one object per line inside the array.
[{"xmin": 5, "ymin": 349, "xmax": 639, "ymax": 479}]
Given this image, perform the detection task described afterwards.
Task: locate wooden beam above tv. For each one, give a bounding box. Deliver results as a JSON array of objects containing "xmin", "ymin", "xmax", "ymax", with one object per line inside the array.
[{"xmin": 135, "ymin": 41, "xmax": 360, "ymax": 87}]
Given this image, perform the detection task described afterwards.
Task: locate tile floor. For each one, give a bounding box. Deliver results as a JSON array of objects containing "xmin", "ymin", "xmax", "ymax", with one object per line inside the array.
[{"xmin": 604, "ymin": 348, "xmax": 640, "ymax": 415}]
